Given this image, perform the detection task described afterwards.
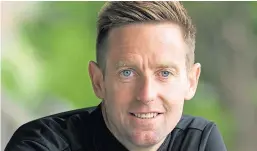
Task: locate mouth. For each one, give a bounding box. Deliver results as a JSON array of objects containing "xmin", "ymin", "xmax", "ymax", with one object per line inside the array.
[{"xmin": 129, "ymin": 112, "xmax": 162, "ymax": 119}]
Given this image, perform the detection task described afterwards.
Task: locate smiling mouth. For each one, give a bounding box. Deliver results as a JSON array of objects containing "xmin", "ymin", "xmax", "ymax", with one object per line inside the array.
[{"xmin": 130, "ymin": 113, "xmax": 161, "ymax": 119}]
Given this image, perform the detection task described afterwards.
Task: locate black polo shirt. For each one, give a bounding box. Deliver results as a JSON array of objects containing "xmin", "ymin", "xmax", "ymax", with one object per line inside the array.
[{"xmin": 5, "ymin": 104, "xmax": 227, "ymax": 151}]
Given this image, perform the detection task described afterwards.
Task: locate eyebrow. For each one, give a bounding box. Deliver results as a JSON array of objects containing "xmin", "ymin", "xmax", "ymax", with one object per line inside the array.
[
  {"xmin": 115, "ymin": 61, "xmax": 134, "ymax": 69},
  {"xmin": 155, "ymin": 63, "xmax": 179, "ymax": 71},
  {"xmin": 115, "ymin": 60, "xmax": 179, "ymax": 72}
]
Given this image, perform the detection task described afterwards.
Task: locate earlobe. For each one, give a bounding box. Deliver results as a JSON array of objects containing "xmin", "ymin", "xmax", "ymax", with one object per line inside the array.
[
  {"xmin": 185, "ymin": 63, "xmax": 201, "ymax": 100},
  {"xmin": 88, "ymin": 61, "xmax": 105, "ymax": 99}
]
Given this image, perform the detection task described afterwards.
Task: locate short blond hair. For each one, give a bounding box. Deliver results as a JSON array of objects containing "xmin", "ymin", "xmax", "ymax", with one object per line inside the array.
[{"xmin": 97, "ymin": 1, "xmax": 196, "ymax": 71}]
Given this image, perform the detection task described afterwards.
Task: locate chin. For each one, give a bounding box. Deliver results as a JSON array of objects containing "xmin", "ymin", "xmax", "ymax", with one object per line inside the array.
[{"xmin": 129, "ymin": 130, "xmax": 164, "ymax": 147}]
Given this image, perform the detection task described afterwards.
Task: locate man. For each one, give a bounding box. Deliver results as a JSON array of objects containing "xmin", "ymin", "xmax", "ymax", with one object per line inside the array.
[{"xmin": 5, "ymin": 2, "xmax": 227, "ymax": 151}]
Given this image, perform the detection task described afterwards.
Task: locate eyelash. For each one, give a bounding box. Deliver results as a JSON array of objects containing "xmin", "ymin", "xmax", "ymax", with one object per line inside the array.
[
  {"xmin": 156, "ymin": 70, "xmax": 173, "ymax": 79},
  {"xmin": 118, "ymin": 69, "xmax": 136, "ymax": 78},
  {"xmin": 118, "ymin": 69, "xmax": 174, "ymax": 79}
]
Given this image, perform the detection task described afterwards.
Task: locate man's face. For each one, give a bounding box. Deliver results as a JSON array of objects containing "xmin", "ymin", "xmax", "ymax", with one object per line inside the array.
[{"xmin": 89, "ymin": 23, "xmax": 201, "ymax": 149}]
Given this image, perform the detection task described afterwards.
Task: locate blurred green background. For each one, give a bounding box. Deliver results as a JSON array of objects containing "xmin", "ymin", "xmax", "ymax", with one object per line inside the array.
[{"xmin": 2, "ymin": 2, "xmax": 257, "ymax": 151}]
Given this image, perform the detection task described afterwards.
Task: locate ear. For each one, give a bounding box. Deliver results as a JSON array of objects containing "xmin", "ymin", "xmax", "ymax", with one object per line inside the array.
[
  {"xmin": 184, "ymin": 63, "xmax": 201, "ymax": 100},
  {"xmin": 88, "ymin": 61, "xmax": 105, "ymax": 99}
]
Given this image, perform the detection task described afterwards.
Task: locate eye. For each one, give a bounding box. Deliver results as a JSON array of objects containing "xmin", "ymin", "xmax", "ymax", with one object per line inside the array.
[
  {"xmin": 120, "ymin": 69, "xmax": 134, "ymax": 77},
  {"xmin": 160, "ymin": 71, "xmax": 171, "ymax": 77}
]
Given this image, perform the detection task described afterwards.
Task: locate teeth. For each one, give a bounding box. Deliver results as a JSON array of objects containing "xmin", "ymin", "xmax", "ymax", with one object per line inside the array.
[{"xmin": 133, "ymin": 113, "xmax": 158, "ymax": 119}]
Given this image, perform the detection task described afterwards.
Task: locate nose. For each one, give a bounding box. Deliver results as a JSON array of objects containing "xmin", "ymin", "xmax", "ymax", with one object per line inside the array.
[{"xmin": 136, "ymin": 77, "xmax": 157, "ymax": 104}]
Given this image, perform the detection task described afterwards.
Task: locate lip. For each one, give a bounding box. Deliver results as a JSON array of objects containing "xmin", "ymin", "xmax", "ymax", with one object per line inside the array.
[
  {"xmin": 129, "ymin": 112, "xmax": 162, "ymax": 116},
  {"xmin": 129, "ymin": 111, "xmax": 164, "ymax": 114},
  {"xmin": 128, "ymin": 112, "xmax": 163, "ymax": 120}
]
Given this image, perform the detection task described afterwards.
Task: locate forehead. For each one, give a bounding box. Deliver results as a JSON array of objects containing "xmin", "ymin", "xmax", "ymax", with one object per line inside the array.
[{"xmin": 106, "ymin": 23, "xmax": 187, "ymax": 67}]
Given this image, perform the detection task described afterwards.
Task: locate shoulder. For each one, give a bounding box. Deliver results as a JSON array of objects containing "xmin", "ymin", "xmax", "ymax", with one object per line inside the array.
[
  {"xmin": 176, "ymin": 114, "xmax": 215, "ymax": 131},
  {"xmin": 5, "ymin": 106, "xmax": 97, "ymax": 151},
  {"xmin": 172, "ymin": 115, "xmax": 227, "ymax": 151},
  {"xmin": 175, "ymin": 115, "xmax": 217, "ymax": 144}
]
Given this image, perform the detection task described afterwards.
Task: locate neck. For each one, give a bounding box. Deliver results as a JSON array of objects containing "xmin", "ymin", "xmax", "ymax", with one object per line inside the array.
[{"xmin": 101, "ymin": 103, "xmax": 166, "ymax": 151}]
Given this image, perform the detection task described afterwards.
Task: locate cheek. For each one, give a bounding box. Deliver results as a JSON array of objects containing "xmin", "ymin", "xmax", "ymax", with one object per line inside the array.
[
  {"xmin": 160, "ymin": 83, "xmax": 185, "ymax": 124},
  {"xmin": 104, "ymin": 78, "xmax": 136, "ymax": 109},
  {"xmin": 158, "ymin": 80, "xmax": 187, "ymax": 119},
  {"xmin": 159, "ymin": 81, "xmax": 187, "ymax": 103},
  {"xmin": 104, "ymin": 79, "xmax": 137, "ymax": 126}
]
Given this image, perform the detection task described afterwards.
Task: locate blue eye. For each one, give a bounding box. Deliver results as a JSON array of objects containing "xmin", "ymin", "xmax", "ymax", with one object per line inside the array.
[
  {"xmin": 121, "ymin": 70, "xmax": 133, "ymax": 77},
  {"xmin": 161, "ymin": 71, "xmax": 171, "ymax": 77}
]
